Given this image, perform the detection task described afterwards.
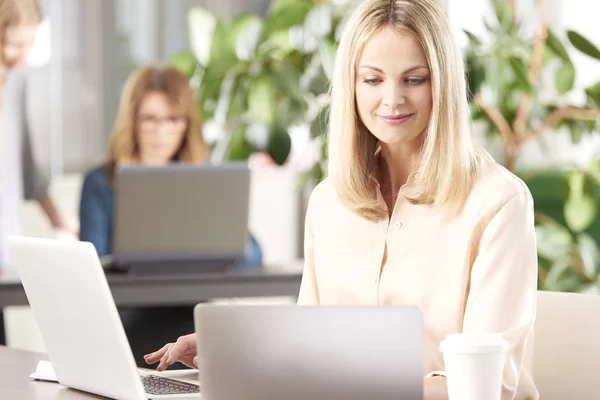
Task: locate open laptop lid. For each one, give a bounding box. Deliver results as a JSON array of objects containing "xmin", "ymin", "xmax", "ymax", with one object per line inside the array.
[
  {"xmin": 194, "ymin": 304, "xmax": 424, "ymax": 400},
  {"xmin": 112, "ymin": 163, "xmax": 251, "ymax": 266},
  {"xmin": 8, "ymin": 236, "xmax": 147, "ymax": 400}
]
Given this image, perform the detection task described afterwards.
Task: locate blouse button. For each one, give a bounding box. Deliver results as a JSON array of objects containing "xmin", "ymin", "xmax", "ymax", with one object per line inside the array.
[{"xmin": 394, "ymin": 221, "xmax": 403, "ymax": 229}]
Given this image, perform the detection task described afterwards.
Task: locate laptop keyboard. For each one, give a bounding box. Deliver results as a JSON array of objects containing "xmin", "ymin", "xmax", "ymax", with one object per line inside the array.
[{"xmin": 142, "ymin": 374, "xmax": 200, "ymax": 396}]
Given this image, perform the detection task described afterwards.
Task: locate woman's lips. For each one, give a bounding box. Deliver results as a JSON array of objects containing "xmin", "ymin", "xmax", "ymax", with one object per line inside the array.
[{"xmin": 377, "ymin": 113, "xmax": 413, "ymax": 125}]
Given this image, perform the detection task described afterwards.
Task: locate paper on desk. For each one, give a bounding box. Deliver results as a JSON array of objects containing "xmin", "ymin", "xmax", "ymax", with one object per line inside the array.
[
  {"xmin": 30, "ymin": 360, "xmax": 58, "ymax": 382},
  {"xmin": 30, "ymin": 361, "xmax": 200, "ymax": 384}
]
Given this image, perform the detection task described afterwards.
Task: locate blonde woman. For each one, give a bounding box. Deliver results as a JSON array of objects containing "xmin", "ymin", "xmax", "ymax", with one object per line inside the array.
[
  {"xmin": 1, "ymin": 0, "xmax": 73, "ymax": 265},
  {"xmin": 0, "ymin": 0, "xmax": 73, "ymax": 344},
  {"xmin": 145, "ymin": 1, "xmax": 538, "ymax": 399}
]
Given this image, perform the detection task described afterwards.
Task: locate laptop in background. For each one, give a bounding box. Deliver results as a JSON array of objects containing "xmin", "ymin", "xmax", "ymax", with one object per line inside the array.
[
  {"xmin": 194, "ymin": 304, "xmax": 424, "ymax": 400},
  {"xmin": 8, "ymin": 236, "xmax": 201, "ymax": 400},
  {"xmin": 109, "ymin": 163, "xmax": 251, "ymax": 273}
]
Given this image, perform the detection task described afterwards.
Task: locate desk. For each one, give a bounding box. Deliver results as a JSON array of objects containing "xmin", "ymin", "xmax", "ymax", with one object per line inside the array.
[
  {"xmin": 0, "ymin": 262, "xmax": 304, "ymax": 307},
  {"xmin": 0, "ymin": 346, "xmax": 105, "ymax": 399}
]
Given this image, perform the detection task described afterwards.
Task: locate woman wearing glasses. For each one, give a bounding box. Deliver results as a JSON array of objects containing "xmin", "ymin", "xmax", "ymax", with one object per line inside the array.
[{"xmin": 79, "ymin": 64, "xmax": 263, "ymax": 366}]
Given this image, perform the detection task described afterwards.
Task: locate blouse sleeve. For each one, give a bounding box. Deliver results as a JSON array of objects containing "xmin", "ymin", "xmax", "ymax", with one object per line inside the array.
[
  {"xmin": 462, "ymin": 190, "xmax": 538, "ymax": 399},
  {"xmin": 297, "ymin": 189, "xmax": 320, "ymax": 305}
]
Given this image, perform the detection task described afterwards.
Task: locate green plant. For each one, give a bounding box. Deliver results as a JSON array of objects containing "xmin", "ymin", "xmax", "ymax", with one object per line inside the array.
[
  {"xmin": 169, "ymin": 0, "xmax": 355, "ymax": 169},
  {"xmin": 464, "ymin": 0, "xmax": 600, "ymax": 171},
  {"xmin": 464, "ymin": 0, "xmax": 600, "ymax": 292},
  {"xmin": 533, "ymin": 160, "xmax": 600, "ymax": 293}
]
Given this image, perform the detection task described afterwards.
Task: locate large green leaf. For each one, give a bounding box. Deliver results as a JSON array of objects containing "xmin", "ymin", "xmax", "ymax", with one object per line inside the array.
[
  {"xmin": 256, "ymin": 30, "xmax": 292, "ymax": 59},
  {"xmin": 576, "ymin": 233, "xmax": 599, "ymax": 279},
  {"xmin": 317, "ymin": 38, "xmax": 335, "ymax": 81},
  {"xmin": 590, "ymin": 157, "xmax": 600, "ymax": 178},
  {"xmin": 569, "ymin": 120, "xmax": 584, "ymax": 144},
  {"xmin": 535, "ymin": 223, "xmax": 572, "ymax": 261},
  {"xmin": 585, "ymin": 81, "xmax": 600, "ymax": 107},
  {"xmin": 546, "ymin": 29, "xmax": 571, "ymax": 63},
  {"xmin": 569, "ymin": 170, "xmax": 586, "ymax": 196},
  {"xmin": 263, "ymin": 0, "xmax": 313, "ymax": 38},
  {"xmin": 555, "ymin": 62, "xmax": 576, "ymax": 95},
  {"xmin": 209, "ymin": 19, "xmax": 239, "ymax": 73},
  {"xmin": 567, "ymin": 30, "xmax": 600, "ymax": 60},
  {"xmin": 542, "ymin": 43, "xmax": 557, "ymax": 66},
  {"xmin": 564, "ymin": 171, "xmax": 597, "ymax": 232},
  {"xmin": 247, "ymin": 75, "xmax": 277, "ymax": 124},
  {"xmin": 226, "ymin": 128, "xmax": 254, "ymax": 161},
  {"xmin": 187, "ymin": 7, "xmax": 217, "ymax": 67},
  {"xmin": 491, "ymin": 0, "xmax": 514, "ymax": 29},
  {"xmin": 266, "ymin": 124, "xmax": 292, "ymax": 165},
  {"xmin": 463, "ymin": 29, "xmax": 482, "ymax": 46},
  {"xmin": 267, "ymin": 0, "xmax": 312, "ymax": 15},
  {"xmin": 277, "ymin": 100, "xmax": 307, "ymax": 127},
  {"xmin": 231, "ymin": 14, "xmax": 263, "ymax": 61},
  {"xmin": 508, "ymin": 57, "xmax": 533, "ymax": 93},
  {"xmin": 546, "ymin": 260, "xmax": 585, "ymax": 292},
  {"xmin": 567, "ymin": 119, "xmax": 596, "ymax": 144},
  {"xmin": 170, "ymin": 50, "xmax": 198, "ymax": 78},
  {"xmin": 272, "ymin": 59, "xmax": 306, "ymax": 108},
  {"xmin": 201, "ymin": 62, "xmax": 246, "ymax": 123},
  {"xmin": 484, "ymin": 51, "xmax": 507, "ymax": 104}
]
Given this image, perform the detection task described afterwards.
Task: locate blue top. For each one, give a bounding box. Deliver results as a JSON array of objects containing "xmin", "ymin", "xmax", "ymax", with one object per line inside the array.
[{"xmin": 79, "ymin": 165, "xmax": 263, "ymax": 266}]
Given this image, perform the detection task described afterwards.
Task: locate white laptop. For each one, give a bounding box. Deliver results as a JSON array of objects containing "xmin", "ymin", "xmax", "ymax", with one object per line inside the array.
[
  {"xmin": 8, "ymin": 236, "xmax": 201, "ymax": 400},
  {"xmin": 194, "ymin": 305, "xmax": 424, "ymax": 400}
]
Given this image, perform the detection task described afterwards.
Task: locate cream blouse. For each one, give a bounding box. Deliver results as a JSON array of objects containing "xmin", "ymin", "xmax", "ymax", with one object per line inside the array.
[{"xmin": 297, "ymin": 159, "xmax": 539, "ymax": 400}]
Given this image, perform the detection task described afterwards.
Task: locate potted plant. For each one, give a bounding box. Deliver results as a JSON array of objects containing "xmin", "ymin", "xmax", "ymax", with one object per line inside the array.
[
  {"xmin": 463, "ymin": 0, "xmax": 600, "ymax": 292},
  {"xmin": 169, "ymin": 0, "xmax": 355, "ymax": 172}
]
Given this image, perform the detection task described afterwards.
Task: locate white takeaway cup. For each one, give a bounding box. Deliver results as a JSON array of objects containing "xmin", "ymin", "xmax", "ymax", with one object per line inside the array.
[{"xmin": 439, "ymin": 333, "xmax": 508, "ymax": 400}]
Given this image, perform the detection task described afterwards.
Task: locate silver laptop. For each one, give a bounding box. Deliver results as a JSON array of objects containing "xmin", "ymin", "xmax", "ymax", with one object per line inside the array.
[
  {"xmin": 112, "ymin": 163, "xmax": 251, "ymax": 270},
  {"xmin": 194, "ymin": 304, "xmax": 424, "ymax": 400},
  {"xmin": 9, "ymin": 236, "xmax": 201, "ymax": 400}
]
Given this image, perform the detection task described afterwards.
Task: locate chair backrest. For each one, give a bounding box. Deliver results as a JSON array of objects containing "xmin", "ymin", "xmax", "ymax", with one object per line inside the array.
[{"xmin": 534, "ymin": 290, "xmax": 600, "ymax": 399}]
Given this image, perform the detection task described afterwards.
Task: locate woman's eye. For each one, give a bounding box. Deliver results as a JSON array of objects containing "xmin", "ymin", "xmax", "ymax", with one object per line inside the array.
[
  {"xmin": 406, "ymin": 77, "xmax": 427, "ymax": 85},
  {"xmin": 363, "ymin": 78, "xmax": 382, "ymax": 86}
]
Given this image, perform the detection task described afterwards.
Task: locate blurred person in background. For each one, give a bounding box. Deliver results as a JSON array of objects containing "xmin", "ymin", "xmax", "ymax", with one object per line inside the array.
[
  {"xmin": 0, "ymin": 0, "xmax": 75, "ymax": 344},
  {"xmin": 79, "ymin": 64, "xmax": 263, "ymax": 366}
]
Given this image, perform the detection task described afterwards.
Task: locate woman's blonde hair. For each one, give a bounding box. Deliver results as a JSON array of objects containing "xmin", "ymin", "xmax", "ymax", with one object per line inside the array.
[
  {"xmin": 0, "ymin": 0, "xmax": 41, "ymax": 66},
  {"xmin": 328, "ymin": 0, "xmax": 482, "ymax": 220},
  {"xmin": 0, "ymin": 0, "xmax": 41, "ymax": 104},
  {"xmin": 108, "ymin": 64, "xmax": 208, "ymax": 174}
]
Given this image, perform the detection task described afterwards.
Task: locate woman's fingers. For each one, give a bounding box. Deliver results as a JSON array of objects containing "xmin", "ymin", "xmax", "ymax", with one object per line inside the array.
[
  {"xmin": 156, "ymin": 348, "xmax": 172, "ymax": 371},
  {"xmin": 144, "ymin": 342, "xmax": 172, "ymax": 364}
]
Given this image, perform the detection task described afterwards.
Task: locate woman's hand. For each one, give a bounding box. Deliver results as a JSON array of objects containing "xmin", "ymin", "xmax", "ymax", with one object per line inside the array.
[
  {"xmin": 424, "ymin": 376, "xmax": 448, "ymax": 400},
  {"xmin": 144, "ymin": 333, "xmax": 198, "ymax": 371}
]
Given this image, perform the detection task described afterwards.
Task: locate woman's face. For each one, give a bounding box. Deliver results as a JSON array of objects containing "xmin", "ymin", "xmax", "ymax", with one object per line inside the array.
[
  {"xmin": 2, "ymin": 24, "xmax": 38, "ymax": 70},
  {"xmin": 355, "ymin": 26, "xmax": 432, "ymax": 149},
  {"xmin": 136, "ymin": 91, "xmax": 188, "ymax": 165}
]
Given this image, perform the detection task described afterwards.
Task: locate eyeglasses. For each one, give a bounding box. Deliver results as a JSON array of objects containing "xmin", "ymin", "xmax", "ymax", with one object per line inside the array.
[{"xmin": 137, "ymin": 114, "xmax": 187, "ymax": 128}]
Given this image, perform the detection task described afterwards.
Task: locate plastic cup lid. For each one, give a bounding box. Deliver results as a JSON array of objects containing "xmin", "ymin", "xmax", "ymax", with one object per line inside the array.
[{"xmin": 440, "ymin": 333, "xmax": 508, "ymax": 355}]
